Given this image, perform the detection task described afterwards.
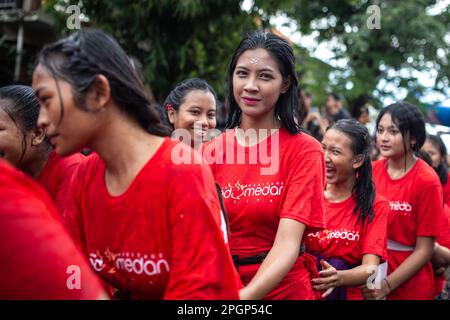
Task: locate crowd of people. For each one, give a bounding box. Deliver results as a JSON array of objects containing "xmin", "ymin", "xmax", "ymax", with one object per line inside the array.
[{"xmin": 1, "ymin": 28, "xmax": 449, "ymax": 300}]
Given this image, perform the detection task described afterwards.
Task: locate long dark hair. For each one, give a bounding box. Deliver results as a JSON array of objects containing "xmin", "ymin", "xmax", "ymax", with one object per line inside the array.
[
  {"xmin": 0, "ymin": 85, "xmax": 50, "ymax": 164},
  {"xmin": 35, "ymin": 28, "xmax": 169, "ymax": 137},
  {"xmin": 375, "ymin": 102, "xmax": 426, "ymax": 170},
  {"xmin": 225, "ymin": 30, "xmax": 302, "ymax": 134},
  {"xmin": 162, "ymin": 78, "xmax": 217, "ymax": 130},
  {"xmin": 331, "ymin": 119, "xmax": 375, "ymax": 224},
  {"xmin": 426, "ymin": 134, "xmax": 448, "ymax": 185}
]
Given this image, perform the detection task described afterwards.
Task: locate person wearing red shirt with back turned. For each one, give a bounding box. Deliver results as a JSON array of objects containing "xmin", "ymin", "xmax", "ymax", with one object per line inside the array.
[
  {"xmin": 365, "ymin": 102, "xmax": 444, "ymax": 300},
  {"xmin": 0, "ymin": 159, "xmax": 106, "ymax": 299},
  {"xmin": 0, "ymin": 85, "xmax": 84, "ymax": 215},
  {"xmin": 32, "ymin": 29, "xmax": 239, "ymax": 300},
  {"xmin": 203, "ymin": 31, "xmax": 325, "ymax": 300},
  {"xmin": 305, "ymin": 119, "xmax": 388, "ymax": 300}
]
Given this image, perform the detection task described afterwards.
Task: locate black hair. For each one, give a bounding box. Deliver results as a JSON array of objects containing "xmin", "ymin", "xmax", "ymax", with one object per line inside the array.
[
  {"xmin": 161, "ymin": 78, "xmax": 217, "ymax": 130},
  {"xmin": 35, "ymin": 28, "xmax": 169, "ymax": 137},
  {"xmin": 416, "ymin": 149, "xmax": 433, "ymax": 167},
  {"xmin": 330, "ymin": 119, "xmax": 375, "ymax": 224},
  {"xmin": 426, "ymin": 134, "xmax": 448, "ymax": 185},
  {"xmin": 0, "ymin": 85, "xmax": 50, "ymax": 164},
  {"xmin": 225, "ymin": 30, "xmax": 302, "ymax": 134},
  {"xmin": 375, "ymin": 101, "xmax": 426, "ymax": 169},
  {"xmin": 328, "ymin": 93, "xmax": 342, "ymax": 101}
]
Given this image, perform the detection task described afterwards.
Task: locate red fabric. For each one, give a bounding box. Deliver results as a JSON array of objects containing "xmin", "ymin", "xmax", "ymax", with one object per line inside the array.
[
  {"xmin": 434, "ymin": 205, "xmax": 450, "ymax": 297},
  {"xmin": 0, "ymin": 159, "xmax": 104, "ymax": 299},
  {"xmin": 205, "ymin": 128, "xmax": 325, "ymax": 299},
  {"xmin": 37, "ymin": 150, "xmax": 85, "ymax": 214},
  {"xmin": 372, "ymin": 159, "xmax": 443, "ymax": 300},
  {"xmin": 437, "ymin": 205, "xmax": 450, "ymax": 248},
  {"xmin": 443, "ymin": 174, "xmax": 450, "ymax": 207},
  {"xmin": 64, "ymin": 138, "xmax": 239, "ymax": 300},
  {"xmin": 305, "ymin": 194, "xmax": 389, "ymax": 300}
]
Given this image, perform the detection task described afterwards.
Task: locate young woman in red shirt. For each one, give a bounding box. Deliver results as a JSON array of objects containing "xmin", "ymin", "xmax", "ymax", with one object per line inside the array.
[
  {"xmin": 32, "ymin": 28, "xmax": 239, "ymax": 300},
  {"xmin": 204, "ymin": 30, "xmax": 325, "ymax": 300},
  {"xmin": 0, "ymin": 85, "xmax": 84, "ymax": 213},
  {"xmin": 364, "ymin": 102, "xmax": 443, "ymax": 300},
  {"xmin": 306, "ymin": 119, "xmax": 388, "ymax": 300}
]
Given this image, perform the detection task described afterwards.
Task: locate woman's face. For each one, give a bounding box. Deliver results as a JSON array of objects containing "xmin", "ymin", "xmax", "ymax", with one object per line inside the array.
[
  {"xmin": 322, "ymin": 128, "xmax": 359, "ymax": 185},
  {"xmin": 169, "ymin": 90, "xmax": 216, "ymax": 143},
  {"xmin": 422, "ymin": 139, "xmax": 442, "ymax": 168},
  {"xmin": 376, "ymin": 112, "xmax": 411, "ymax": 159},
  {"xmin": 232, "ymin": 48, "xmax": 289, "ymax": 122},
  {"xmin": 32, "ymin": 64, "xmax": 99, "ymax": 157},
  {"xmin": 0, "ymin": 108, "xmax": 26, "ymax": 166}
]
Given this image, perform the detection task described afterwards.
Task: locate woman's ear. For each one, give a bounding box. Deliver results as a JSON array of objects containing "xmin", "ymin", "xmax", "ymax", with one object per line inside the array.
[
  {"xmin": 281, "ymin": 76, "xmax": 292, "ymax": 94},
  {"xmin": 167, "ymin": 108, "xmax": 176, "ymax": 125},
  {"xmin": 31, "ymin": 127, "xmax": 47, "ymax": 146},
  {"xmin": 352, "ymin": 154, "xmax": 365, "ymax": 170},
  {"xmin": 86, "ymin": 74, "xmax": 111, "ymax": 112}
]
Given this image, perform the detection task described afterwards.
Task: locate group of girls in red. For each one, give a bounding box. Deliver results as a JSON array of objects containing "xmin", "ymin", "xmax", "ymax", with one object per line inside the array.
[{"xmin": 1, "ymin": 27, "xmax": 449, "ymax": 300}]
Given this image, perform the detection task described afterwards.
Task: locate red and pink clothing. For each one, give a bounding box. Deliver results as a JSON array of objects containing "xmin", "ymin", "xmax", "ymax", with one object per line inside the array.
[
  {"xmin": 64, "ymin": 138, "xmax": 239, "ymax": 300},
  {"xmin": 204, "ymin": 128, "xmax": 325, "ymax": 299},
  {"xmin": 372, "ymin": 158, "xmax": 443, "ymax": 300},
  {"xmin": 305, "ymin": 195, "xmax": 389, "ymax": 299}
]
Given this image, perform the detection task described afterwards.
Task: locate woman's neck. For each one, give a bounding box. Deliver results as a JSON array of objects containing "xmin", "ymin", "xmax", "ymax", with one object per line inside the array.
[
  {"xmin": 90, "ymin": 109, "xmax": 165, "ymax": 187},
  {"xmin": 386, "ymin": 151, "xmax": 416, "ymax": 179},
  {"xmin": 325, "ymin": 175, "xmax": 356, "ymax": 202},
  {"xmin": 23, "ymin": 145, "xmax": 52, "ymax": 179},
  {"xmin": 237, "ymin": 113, "xmax": 280, "ymax": 146}
]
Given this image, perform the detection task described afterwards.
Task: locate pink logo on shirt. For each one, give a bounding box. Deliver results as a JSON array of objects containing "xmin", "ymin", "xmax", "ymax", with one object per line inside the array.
[
  {"xmin": 389, "ymin": 201, "xmax": 412, "ymax": 213},
  {"xmin": 308, "ymin": 229, "xmax": 360, "ymax": 242},
  {"xmin": 221, "ymin": 180, "xmax": 284, "ymax": 201},
  {"xmin": 88, "ymin": 248, "xmax": 170, "ymax": 278}
]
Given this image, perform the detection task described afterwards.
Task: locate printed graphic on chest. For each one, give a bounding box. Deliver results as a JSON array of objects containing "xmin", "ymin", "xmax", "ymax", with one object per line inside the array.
[
  {"xmin": 88, "ymin": 247, "xmax": 170, "ymax": 283},
  {"xmin": 307, "ymin": 228, "xmax": 360, "ymax": 245},
  {"xmin": 221, "ymin": 180, "xmax": 284, "ymax": 203},
  {"xmin": 389, "ymin": 201, "xmax": 413, "ymax": 216}
]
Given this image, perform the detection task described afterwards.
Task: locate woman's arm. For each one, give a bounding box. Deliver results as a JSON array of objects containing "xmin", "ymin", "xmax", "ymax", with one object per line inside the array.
[
  {"xmin": 239, "ymin": 218, "xmax": 305, "ymax": 300},
  {"xmin": 432, "ymin": 242, "xmax": 450, "ymax": 267},
  {"xmin": 362, "ymin": 236, "xmax": 435, "ymax": 300},
  {"xmin": 312, "ymin": 254, "xmax": 380, "ymax": 298}
]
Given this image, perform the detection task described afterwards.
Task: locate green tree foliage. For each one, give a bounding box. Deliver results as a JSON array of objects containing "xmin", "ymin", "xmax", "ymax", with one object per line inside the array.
[
  {"xmin": 44, "ymin": 0, "xmax": 257, "ymax": 102},
  {"xmin": 43, "ymin": 0, "xmax": 449, "ymax": 110}
]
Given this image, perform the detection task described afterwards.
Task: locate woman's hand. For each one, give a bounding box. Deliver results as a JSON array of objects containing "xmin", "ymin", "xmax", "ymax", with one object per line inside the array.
[
  {"xmin": 361, "ymin": 278, "xmax": 391, "ymax": 300},
  {"xmin": 311, "ymin": 259, "xmax": 342, "ymax": 298}
]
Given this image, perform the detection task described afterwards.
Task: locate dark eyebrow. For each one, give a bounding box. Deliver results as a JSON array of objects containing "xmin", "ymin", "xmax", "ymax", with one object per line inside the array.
[{"xmin": 235, "ymin": 65, "xmax": 275, "ymax": 73}]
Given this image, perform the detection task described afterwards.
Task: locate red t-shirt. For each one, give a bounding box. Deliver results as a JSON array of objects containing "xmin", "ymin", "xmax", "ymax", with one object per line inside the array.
[
  {"xmin": 305, "ymin": 194, "xmax": 389, "ymax": 299},
  {"xmin": 442, "ymin": 174, "xmax": 450, "ymax": 207},
  {"xmin": 38, "ymin": 150, "xmax": 85, "ymax": 214},
  {"xmin": 64, "ymin": 138, "xmax": 239, "ymax": 300},
  {"xmin": 0, "ymin": 159, "xmax": 105, "ymax": 299},
  {"xmin": 435, "ymin": 204, "xmax": 450, "ymax": 296},
  {"xmin": 204, "ymin": 128, "xmax": 325, "ymax": 299},
  {"xmin": 372, "ymin": 158, "xmax": 443, "ymax": 300}
]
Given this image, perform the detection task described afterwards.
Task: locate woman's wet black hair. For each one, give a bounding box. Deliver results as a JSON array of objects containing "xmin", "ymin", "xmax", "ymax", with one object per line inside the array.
[
  {"xmin": 425, "ymin": 134, "xmax": 448, "ymax": 185},
  {"xmin": 330, "ymin": 119, "xmax": 375, "ymax": 224},
  {"xmin": 161, "ymin": 78, "xmax": 217, "ymax": 130},
  {"xmin": 375, "ymin": 101, "xmax": 426, "ymax": 170},
  {"xmin": 225, "ymin": 30, "xmax": 302, "ymax": 134},
  {"xmin": 35, "ymin": 28, "xmax": 169, "ymax": 137},
  {"xmin": 0, "ymin": 85, "xmax": 50, "ymax": 164}
]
